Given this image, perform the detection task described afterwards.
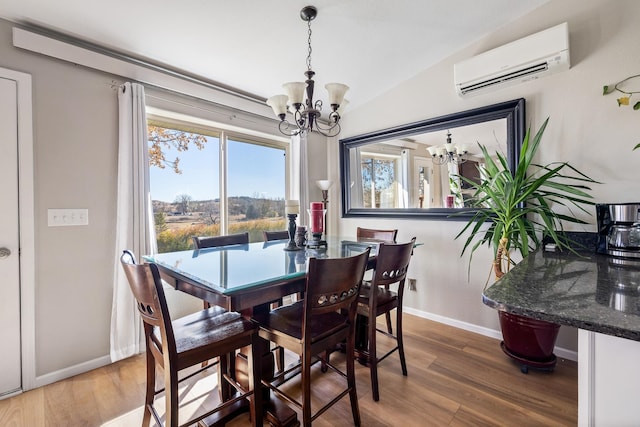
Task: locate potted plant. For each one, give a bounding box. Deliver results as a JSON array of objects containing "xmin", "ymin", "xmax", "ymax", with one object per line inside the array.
[{"xmin": 456, "ymin": 117, "xmax": 598, "ymax": 371}]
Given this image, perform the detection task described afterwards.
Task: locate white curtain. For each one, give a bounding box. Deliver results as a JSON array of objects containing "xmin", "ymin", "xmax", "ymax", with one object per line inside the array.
[
  {"xmin": 110, "ymin": 82, "xmax": 157, "ymax": 362},
  {"xmin": 399, "ymin": 150, "xmax": 409, "ymax": 208},
  {"xmin": 289, "ymin": 133, "xmax": 309, "ymax": 226}
]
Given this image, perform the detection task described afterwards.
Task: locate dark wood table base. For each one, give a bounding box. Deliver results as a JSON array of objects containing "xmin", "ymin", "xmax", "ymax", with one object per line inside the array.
[{"xmin": 234, "ymin": 350, "xmax": 299, "ymax": 427}]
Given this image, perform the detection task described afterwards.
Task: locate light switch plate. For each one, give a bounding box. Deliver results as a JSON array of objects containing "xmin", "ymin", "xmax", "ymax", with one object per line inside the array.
[{"xmin": 48, "ymin": 209, "xmax": 89, "ymax": 226}]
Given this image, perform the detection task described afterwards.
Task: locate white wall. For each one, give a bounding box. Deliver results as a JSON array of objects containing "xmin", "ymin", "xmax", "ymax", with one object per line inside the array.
[{"xmin": 333, "ymin": 0, "xmax": 640, "ymax": 352}]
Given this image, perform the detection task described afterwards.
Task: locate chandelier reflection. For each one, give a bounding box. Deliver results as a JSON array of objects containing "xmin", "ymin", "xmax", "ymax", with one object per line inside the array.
[
  {"xmin": 266, "ymin": 6, "xmax": 349, "ymax": 137},
  {"xmin": 427, "ymin": 131, "xmax": 468, "ymax": 165}
]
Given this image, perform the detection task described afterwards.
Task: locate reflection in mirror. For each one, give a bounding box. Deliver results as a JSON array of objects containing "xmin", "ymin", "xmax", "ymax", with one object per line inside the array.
[{"xmin": 340, "ymin": 99, "xmax": 525, "ymax": 220}]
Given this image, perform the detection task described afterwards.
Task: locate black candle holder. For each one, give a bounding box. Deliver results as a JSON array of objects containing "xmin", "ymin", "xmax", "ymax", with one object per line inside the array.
[
  {"xmin": 284, "ymin": 213, "xmax": 302, "ymax": 251},
  {"xmin": 306, "ymin": 231, "xmax": 327, "ymax": 249}
]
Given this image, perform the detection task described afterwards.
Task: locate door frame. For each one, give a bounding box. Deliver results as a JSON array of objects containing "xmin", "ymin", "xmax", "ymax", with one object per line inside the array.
[{"xmin": 1, "ymin": 66, "xmax": 35, "ymax": 394}]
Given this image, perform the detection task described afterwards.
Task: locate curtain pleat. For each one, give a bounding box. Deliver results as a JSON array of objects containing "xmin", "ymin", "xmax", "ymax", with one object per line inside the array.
[{"xmin": 110, "ymin": 82, "xmax": 157, "ymax": 362}]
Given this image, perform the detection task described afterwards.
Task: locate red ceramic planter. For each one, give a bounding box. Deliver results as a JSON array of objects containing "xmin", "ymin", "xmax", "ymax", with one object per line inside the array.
[{"xmin": 499, "ymin": 311, "xmax": 560, "ymax": 363}]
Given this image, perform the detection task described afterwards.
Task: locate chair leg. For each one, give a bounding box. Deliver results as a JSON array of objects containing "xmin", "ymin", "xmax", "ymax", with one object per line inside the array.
[
  {"xmin": 347, "ymin": 333, "xmax": 361, "ymax": 427},
  {"xmin": 368, "ymin": 315, "xmax": 380, "ymax": 402},
  {"xmin": 302, "ymin": 350, "xmax": 313, "ymax": 427},
  {"xmin": 320, "ymin": 350, "xmax": 329, "ymax": 373},
  {"xmin": 274, "ymin": 345, "xmax": 285, "ymax": 374},
  {"xmin": 249, "ymin": 334, "xmax": 264, "ymax": 427},
  {"xmin": 143, "ymin": 349, "xmax": 155, "ymax": 427},
  {"xmin": 397, "ymin": 308, "xmax": 407, "ymax": 376},
  {"xmin": 219, "ymin": 353, "xmax": 231, "ymax": 401},
  {"xmin": 385, "ymin": 312, "xmax": 393, "ymax": 334},
  {"xmin": 164, "ymin": 362, "xmax": 180, "ymax": 427},
  {"xmin": 202, "ymin": 301, "xmax": 211, "ymax": 368}
]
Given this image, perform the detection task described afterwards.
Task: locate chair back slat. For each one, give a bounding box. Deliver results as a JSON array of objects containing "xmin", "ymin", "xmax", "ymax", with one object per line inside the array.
[
  {"xmin": 120, "ymin": 250, "xmax": 176, "ymax": 353},
  {"xmin": 304, "ymin": 248, "xmax": 370, "ymax": 318},
  {"xmin": 193, "ymin": 232, "xmax": 249, "ymax": 249},
  {"xmin": 263, "ymin": 230, "xmax": 290, "ymax": 241},
  {"xmin": 371, "ymin": 238, "xmax": 416, "ymax": 288},
  {"xmin": 356, "ymin": 227, "xmax": 398, "ymax": 242}
]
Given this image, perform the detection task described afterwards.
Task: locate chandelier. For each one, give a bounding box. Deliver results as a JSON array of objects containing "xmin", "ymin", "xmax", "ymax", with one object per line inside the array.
[
  {"xmin": 266, "ymin": 6, "xmax": 349, "ymax": 137},
  {"xmin": 427, "ymin": 131, "xmax": 468, "ymax": 165}
]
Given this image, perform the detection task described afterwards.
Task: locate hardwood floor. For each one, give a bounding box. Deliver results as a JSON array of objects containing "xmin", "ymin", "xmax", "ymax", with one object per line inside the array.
[{"xmin": 0, "ymin": 314, "xmax": 577, "ymax": 426}]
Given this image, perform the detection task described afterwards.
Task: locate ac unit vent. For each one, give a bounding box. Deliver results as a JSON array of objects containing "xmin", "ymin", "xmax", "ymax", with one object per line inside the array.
[{"xmin": 454, "ymin": 23, "xmax": 570, "ymax": 97}]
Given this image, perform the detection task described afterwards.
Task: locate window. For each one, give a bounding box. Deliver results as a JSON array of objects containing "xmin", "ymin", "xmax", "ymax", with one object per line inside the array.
[
  {"xmin": 148, "ymin": 120, "xmax": 287, "ymax": 252},
  {"xmin": 360, "ymin": 152, "xmax": 399, "ymax": 208}
]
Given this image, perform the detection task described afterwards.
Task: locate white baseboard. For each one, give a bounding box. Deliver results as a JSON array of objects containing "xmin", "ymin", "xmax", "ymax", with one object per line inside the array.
[
  {"xmin": 554, "ymin": 346, "xmax": 578, "ymax": 362},
  {"xmin": 403, "ymin": 307, "xmax": 578, "ymax": 362},
  {"xmin": 34, "ymin": 354, "xmax": 113, "ymax": 389},
  {"xmin": 32, "ymin": 308, "xmax": 578, "ymax": 390}
]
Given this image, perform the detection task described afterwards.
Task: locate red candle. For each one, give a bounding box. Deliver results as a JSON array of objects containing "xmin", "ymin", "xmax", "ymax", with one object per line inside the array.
[{"xmin": 310, "ymin": 202, "xmax": 324, "ymax": 233}]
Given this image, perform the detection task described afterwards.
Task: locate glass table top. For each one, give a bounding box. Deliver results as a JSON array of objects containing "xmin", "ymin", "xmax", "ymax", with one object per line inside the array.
[{"xmin": 143, "ymin": 237, "xmax": 378, "ymax": 295}]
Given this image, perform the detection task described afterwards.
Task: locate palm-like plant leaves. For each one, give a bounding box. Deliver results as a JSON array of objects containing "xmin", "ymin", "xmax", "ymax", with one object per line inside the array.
[{"xmin": 456, "ymin": 117, "xmax": 598, "ymax": 279}]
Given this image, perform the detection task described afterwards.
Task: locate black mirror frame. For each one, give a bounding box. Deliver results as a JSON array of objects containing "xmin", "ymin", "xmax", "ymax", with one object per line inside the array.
[{"xmin": 339, "ymin": 98, "xmax": 526, "ymax": 220}]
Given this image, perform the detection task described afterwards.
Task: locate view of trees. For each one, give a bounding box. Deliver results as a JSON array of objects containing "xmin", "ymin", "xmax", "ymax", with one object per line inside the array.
[
  {"xmin": 148, "ymin": 125, "xmax": 207, "ymax": 173},
  {"xmin": 148, "ymin": 124, "xmax": 286, "ymax": 252},
  {"xmin": 174, "ymin": 193, "xmax": 192, "ymax": 214},
  {"xmin": 152, "ymin": 196, "xmax": 287, "ymax": 252},
  {"xmin": 361, "ymin": 157, "xmax": 396, "ymax": 208}
]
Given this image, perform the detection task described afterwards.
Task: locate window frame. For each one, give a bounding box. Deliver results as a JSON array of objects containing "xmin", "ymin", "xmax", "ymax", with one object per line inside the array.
[{"xmin": 147, "ymin": 111, "xmax": 290, "ymax": 237}]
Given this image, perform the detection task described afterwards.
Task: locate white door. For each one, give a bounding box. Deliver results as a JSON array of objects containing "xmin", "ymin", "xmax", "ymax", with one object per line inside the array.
[{"xmin": 0, "ymin": 76, "xmax": 21, "ymax": 397}]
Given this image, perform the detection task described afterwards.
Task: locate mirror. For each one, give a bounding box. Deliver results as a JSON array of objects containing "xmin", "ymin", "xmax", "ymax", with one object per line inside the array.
[{"xmin": 339, "ymin": 98, "xmax": 525, "ymax": 220}]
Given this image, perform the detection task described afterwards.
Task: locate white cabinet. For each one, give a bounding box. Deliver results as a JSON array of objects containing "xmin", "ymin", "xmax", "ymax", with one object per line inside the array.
[{"xmin": 579, "ymin": 329, "xmax": 640, "ymax": 426}]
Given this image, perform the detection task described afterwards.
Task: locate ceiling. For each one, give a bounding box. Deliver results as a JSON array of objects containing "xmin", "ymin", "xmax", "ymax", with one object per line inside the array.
[{"xmin": 0, "ymin": 0, "xmax": 548, "ymax": 111}]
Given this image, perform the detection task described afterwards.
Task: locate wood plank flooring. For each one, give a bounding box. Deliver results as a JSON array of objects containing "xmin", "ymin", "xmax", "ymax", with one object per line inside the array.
[{"xmin": 0, "ymin": 314, "xmax": 577, "ymax": 426}]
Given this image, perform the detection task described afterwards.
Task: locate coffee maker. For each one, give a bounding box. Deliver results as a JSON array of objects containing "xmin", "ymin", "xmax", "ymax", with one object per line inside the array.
[{"xmin": 596, "ymin": 203, "xmax": 640, "ymax": 260}]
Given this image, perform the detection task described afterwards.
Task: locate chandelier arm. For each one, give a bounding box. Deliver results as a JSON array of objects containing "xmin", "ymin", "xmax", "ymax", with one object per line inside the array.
[
  {"xmin": 449, "ymin": 152, "xmax": 468, "ymax": 165},
  {"xmin": 431, "ymin": 155, "xmax": 448, "ymax": 166},
  {"xmin": 278, "ymin": 119, "xmax": 302, "ymax": 137},
  {"xmin": 313, "ymin": 120, "xmax": 341, "ymax": 137},
  {"xmin": 294, "ymin": 108, "xmax": 307, "ymax": 129}
]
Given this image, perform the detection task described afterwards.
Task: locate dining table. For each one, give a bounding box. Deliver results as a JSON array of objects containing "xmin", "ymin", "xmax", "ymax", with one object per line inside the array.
[{"xmin": 142, "ymin": 236, "xmax": 384, "ymax": 427}]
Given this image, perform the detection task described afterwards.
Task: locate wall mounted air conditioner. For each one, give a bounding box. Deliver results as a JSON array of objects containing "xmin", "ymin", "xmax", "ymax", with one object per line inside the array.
[{"xmin": 454, "ymin": 22, "xmax": 570, "ymax": 97}]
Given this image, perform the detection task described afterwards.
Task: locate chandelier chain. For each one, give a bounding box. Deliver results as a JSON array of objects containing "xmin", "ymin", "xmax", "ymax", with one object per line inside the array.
[{"xmin": 306, "ymin": 19, "xmax": 313, "ymax": 72}]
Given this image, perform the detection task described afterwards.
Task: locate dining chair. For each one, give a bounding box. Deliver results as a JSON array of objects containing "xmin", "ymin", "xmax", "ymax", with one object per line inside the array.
[
  {"xmin": 192, "ymin": 232, "xmax": 250, "ymax": 312},
  {"xmin": 120, "ymin": 250, "xmax": 262, "ymax": 427},
  {"xmin": 192, "ymin": 231, "xmax": 249, "ymax": 250},
  {"xmin": 355, "ymin": 238, "xmax": 416, "ymax": 401},
  {"xmin": 262, "ymin": 230, "xmax": 290, "ymax": 241},
  {"xmin": 356, "ymin": 227, "xmax": 398, "ymax": 334},
  {"xmin": 253, "ymin": 249, "xmax": 370, "ymax": 427},
  {"xmin": 356, "ymin": 227, "xmax": 398, "ymax": 243}
]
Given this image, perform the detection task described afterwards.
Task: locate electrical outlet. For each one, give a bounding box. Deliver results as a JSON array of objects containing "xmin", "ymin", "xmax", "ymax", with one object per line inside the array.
[{"xmin": 408, "ymin": 278, "xmax": 417, "ymax": 291}]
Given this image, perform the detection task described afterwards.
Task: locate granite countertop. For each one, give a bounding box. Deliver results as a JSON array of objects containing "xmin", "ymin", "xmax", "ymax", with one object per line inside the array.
[{"xmin": 482, "ymin": 249, "xmax": 640, "ymax": 341}]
